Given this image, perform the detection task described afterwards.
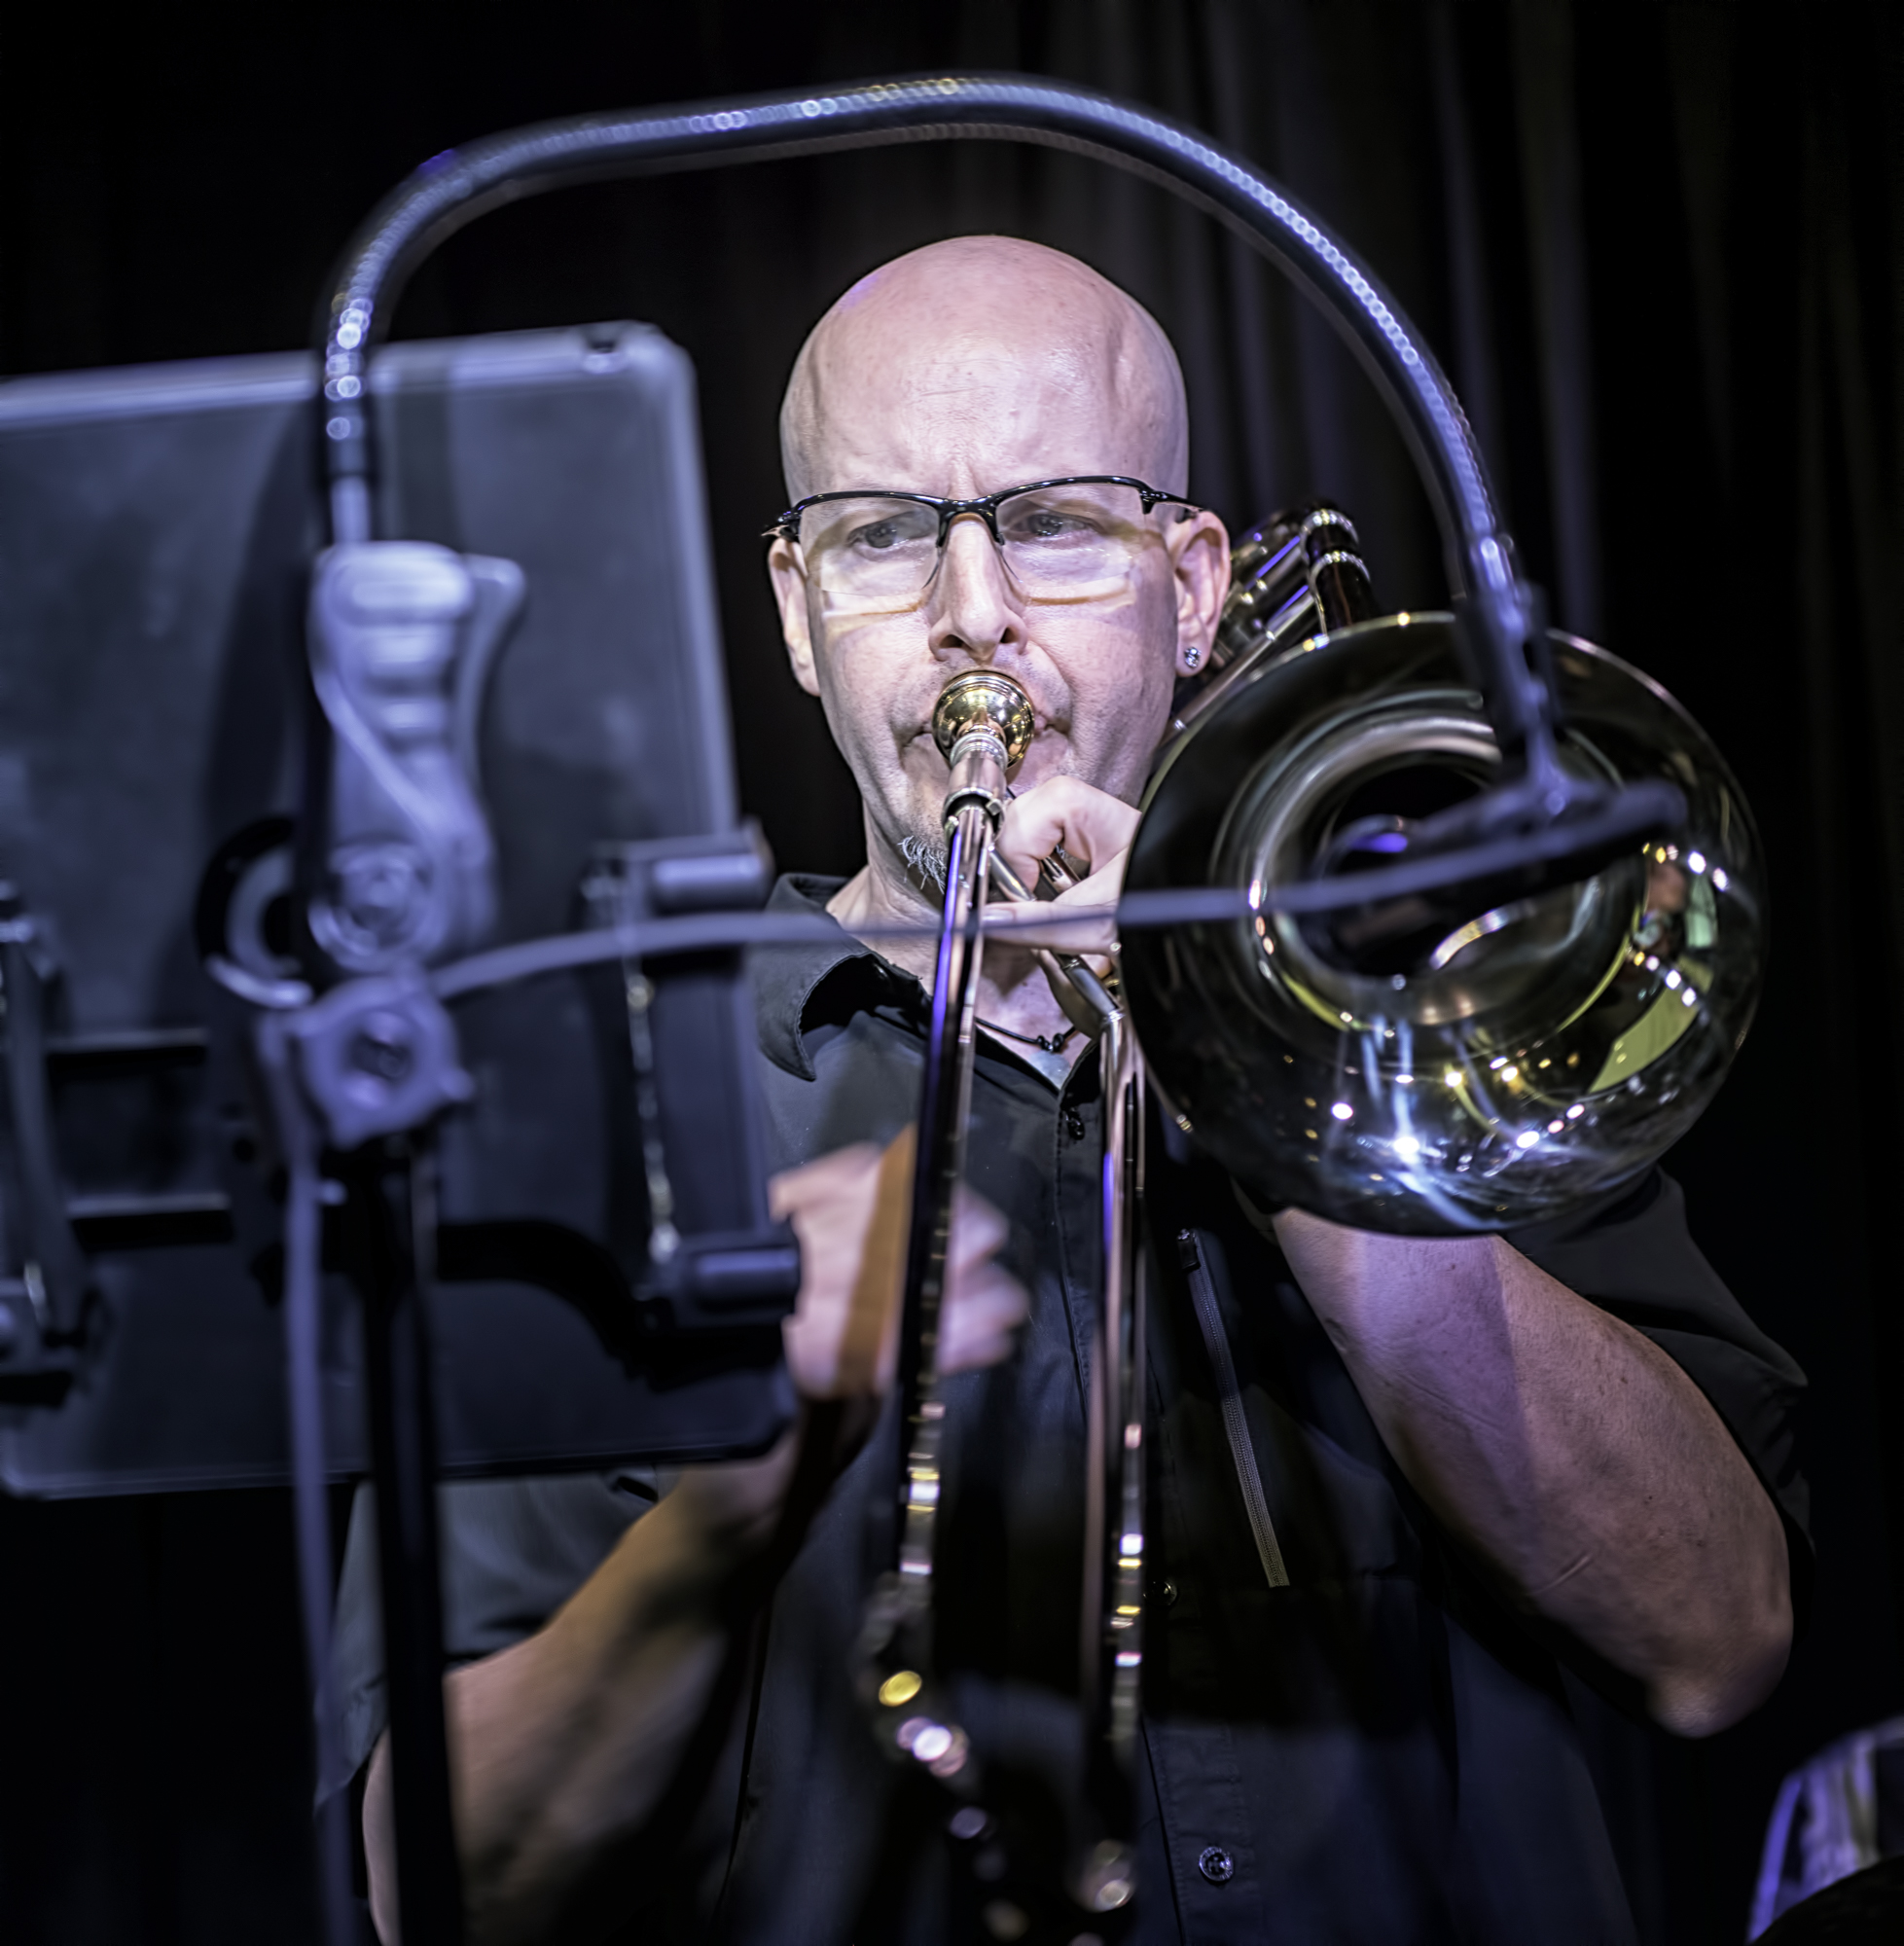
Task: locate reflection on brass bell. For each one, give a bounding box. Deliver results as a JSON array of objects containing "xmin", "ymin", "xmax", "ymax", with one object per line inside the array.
[{"xmin": 1124, "ymin": 612, "xmax": 1765, "ymax": 1235}]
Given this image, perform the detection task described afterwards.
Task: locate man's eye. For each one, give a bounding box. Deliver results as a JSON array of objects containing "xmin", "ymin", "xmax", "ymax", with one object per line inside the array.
[
  {"xmin": 850, "ymin": 520, "xmax": 921, "ymax": 552},
  {"xmin": 1008, "ymin": 509, "xmax": 1097, "ymax": 542}
]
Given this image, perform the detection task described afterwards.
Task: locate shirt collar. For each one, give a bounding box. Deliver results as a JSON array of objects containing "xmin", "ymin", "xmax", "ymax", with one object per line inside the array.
[
  {"xmin": 753, "ymin": 873, "xmax": 1082, "ymax": 1096},
  {"xmin": 753, "ymin": 874, "xmax": 886, "ymax": 1080}
]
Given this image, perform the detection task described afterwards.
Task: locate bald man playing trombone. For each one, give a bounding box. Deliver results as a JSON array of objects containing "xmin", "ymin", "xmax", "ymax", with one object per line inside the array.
[{"xmin": 336, "ymin": 236, "xmax": 1805, "ymax": 1946}]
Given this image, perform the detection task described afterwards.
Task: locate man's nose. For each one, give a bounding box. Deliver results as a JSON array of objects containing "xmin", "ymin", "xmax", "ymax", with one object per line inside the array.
[{"xmin": 924, "ymin": 511, "xmax": 1025, "ymax": 665}]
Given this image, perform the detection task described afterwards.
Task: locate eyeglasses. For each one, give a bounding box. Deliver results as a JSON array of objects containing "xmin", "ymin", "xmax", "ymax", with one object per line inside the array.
[{"xmin": 767, "ymin": 476, "xmax": 1202, "ymax": 613}]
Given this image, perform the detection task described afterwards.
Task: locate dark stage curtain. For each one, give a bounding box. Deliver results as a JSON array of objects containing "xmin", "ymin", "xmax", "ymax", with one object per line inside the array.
[{"xmin": 2, "ymin": 4, "xmax": 1900, "ymax": 1940}]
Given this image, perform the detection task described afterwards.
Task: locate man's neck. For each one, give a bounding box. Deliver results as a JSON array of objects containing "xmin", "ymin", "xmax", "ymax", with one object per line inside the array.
[{"xmin": 825, "ymin": 836, "xmax": 1086, "ymax": 1064}]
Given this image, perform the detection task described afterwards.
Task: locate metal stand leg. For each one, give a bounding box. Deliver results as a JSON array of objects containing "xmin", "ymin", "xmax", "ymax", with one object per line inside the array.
[
  {"xmin": 254, "ymin": 1013, "xmax": 361, "ymax": 1946},
  {"xmin": 287, "ymin": 1164, "xmax": 359, "ymax": 1946},
  {"xmin": 353, "ymin": 1139, "xmax": 464, "ymax": 1946}
]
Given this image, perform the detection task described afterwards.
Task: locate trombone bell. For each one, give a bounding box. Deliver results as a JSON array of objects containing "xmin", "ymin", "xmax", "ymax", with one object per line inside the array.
[{"xmin": 1124, "ymin": 612, "xmax": 1766, "ymax": 1235}]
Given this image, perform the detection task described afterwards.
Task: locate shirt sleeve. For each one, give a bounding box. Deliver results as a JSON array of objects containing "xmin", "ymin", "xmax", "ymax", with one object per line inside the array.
[
  {"xmin": 325, "ymin": 1467, "xmax": 665, "ymax": 1800},
  {"xmin": 1507, "ymin": 1168, "xmax": 1812, "ymax": 1619}
]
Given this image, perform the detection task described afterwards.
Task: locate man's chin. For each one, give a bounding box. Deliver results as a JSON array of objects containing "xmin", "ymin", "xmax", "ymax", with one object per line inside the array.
[
  {"xmin": 869, "ymin": 795, "xmax": 952, "ymax": 902},
  {"xmin": 897, "ymin": 833, "xmax": 949, "ymax": 892}
]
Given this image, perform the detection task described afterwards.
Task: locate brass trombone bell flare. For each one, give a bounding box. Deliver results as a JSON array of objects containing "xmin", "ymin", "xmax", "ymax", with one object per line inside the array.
[{"xmin": 1122, "ymin": 612, "xmax": 1766, "ymax": 1236}]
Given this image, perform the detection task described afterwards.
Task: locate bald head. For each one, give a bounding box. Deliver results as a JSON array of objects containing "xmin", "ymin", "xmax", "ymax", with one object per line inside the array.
[
  {"xmin": 779, "ymin": 236, "xmax": 1188, "ymax": 504},
  {"xmin": 765, "ymin": 236, "xmax": 1231, "ymax": 913}
]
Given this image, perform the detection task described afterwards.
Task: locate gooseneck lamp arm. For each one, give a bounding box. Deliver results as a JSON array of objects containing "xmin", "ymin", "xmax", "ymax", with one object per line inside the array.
[{"xmin": 316, "ymin": 74, "xmax": 1530, "ymax": 692}]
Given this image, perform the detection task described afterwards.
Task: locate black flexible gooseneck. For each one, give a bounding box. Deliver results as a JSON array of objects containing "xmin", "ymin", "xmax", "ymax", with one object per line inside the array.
[{"xmin": 320, "ymin": 78, "xmax": 1497, "ymax": 599}]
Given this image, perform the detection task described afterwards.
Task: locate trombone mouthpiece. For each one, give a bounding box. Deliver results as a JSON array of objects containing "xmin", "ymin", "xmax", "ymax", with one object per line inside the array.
[
  {"xmin": 931, "ymin": 670, "xmax": 1036, "ymax": 768},
  {"xmin": 932, "ymin": 670, "xmax": 1035, "ymax": 834}
]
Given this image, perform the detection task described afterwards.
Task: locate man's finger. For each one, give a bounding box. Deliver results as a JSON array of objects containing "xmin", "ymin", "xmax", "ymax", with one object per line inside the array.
[
  {"xmin": 996, "ymin": 775, "xmax": 1140, "ymax": 889},
  {"xmin": 949, "ymin": 1182, "xmax": 1008, "ymax": 1260},
  {"xmin": 940, "ymin": 1263, "xmax": 1029, "ymax": 1375},
  {"xmin": 981, "ymin": 848, "xmax": 1129, "ymax": 955},
  {"xmin": 939, "ymin": 1186, "xmax": 1028, "ymax": 1375},
  {"xmin": 768, "ymin": 1138, "xmax": 881, "ymax": 1222},
  {"xmin": 776, "ymin": 1131, "xmax": 914, "ymax": 1401}
]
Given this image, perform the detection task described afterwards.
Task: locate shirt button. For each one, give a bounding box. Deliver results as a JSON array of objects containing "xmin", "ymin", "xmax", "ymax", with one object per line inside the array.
[{"xmin": 1198, "ymin": 1845, "xmax": 1235, "ymax": 1885}]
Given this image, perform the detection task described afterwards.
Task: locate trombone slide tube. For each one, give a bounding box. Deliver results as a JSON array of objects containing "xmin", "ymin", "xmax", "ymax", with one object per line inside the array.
[{"xmin": 894, "ymin": 800, "xmax": 995, "ymax": 1580}]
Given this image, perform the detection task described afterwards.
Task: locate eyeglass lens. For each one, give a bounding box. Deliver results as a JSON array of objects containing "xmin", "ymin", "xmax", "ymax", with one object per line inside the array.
[{"xmin": 798, "ymin": 483, "xmax": 1159, "ymax": 612}]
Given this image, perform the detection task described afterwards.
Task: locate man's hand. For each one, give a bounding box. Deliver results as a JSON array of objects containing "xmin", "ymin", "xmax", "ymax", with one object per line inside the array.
[
  {"xmin": 366, "ymin": 1134, "xmax": 1025, "ymax": 1946},
  {"xmin": 655, "ymin": 1132, "xmax": 1027, "ymax": 1553},
  {"xmin": 987, "ymin": 775, "xmax": 1138, "ymax": 958},
  {"xmin": 773, "ymin": 1129, "xmax": 1026, "ymax": 1398}
]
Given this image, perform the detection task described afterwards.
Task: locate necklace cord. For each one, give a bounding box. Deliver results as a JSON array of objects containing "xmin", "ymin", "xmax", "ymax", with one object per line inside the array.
[{"xmin": 976, "ymin": 1014, "xmax": 1088, "ymax": 1055}]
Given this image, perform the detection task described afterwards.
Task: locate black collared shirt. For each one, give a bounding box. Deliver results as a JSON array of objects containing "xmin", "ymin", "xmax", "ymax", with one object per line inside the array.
[{"xmin": 333, "ymin": 875, "xmax": 1810, "ymax": 1943}]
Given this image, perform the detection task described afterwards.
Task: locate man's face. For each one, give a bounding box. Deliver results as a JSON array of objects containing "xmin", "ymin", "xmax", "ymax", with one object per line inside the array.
[{"xmin": 769, "ymin": 316, "xmax": 1227, "ymax": 884}]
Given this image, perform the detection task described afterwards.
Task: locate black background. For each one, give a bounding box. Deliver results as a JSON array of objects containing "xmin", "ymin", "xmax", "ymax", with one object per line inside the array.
[{"xmin": 2, "ymin": 2, "xmax": 1901, "ymax": 1939}]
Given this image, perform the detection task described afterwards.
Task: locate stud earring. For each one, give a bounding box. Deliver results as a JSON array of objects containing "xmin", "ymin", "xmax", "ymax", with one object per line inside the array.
[{"xmin": 1183, "ymin": 644, "xmax": 1203, "ymax": 670}]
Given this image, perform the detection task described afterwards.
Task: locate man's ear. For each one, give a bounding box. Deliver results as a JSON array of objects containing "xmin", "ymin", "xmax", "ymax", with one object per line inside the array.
[
  {"xmin": 768, "ymin": 537, "xmax": 822, "ymax": 697},
  {"xmin": 1169, "ymin": 510, "xmax": 1231, "ymax": 675}
]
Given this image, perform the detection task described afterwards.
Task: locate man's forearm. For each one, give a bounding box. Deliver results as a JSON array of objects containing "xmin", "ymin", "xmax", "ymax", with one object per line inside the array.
[
  {"xmin": 365, "ymin": 1438, "xmax": 799, "ymax": 1946},
  {"xmin": 361, "ymin": 1132, "xmax": 1024, "ymax": 1945},
  {"xmin": 1274, "ymin": 1213, "xmax": 1791, "ymax": 1735}
]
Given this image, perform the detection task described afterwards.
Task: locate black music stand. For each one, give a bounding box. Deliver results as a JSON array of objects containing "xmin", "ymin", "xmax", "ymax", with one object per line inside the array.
[{"xmin": 0, "ymin": 327, "xmax": 800, "ymax": 1943}]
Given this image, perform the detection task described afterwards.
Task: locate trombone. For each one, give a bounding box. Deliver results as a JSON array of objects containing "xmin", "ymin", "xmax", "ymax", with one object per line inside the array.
[{"xmin": 870, "ymin": 491, "xmax": 1764, "ymax": 1933}]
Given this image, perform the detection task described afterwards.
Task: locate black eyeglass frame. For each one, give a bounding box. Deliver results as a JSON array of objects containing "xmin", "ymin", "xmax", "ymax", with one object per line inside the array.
[{"xmin": 765, "ymin": 475, "xmax": 1203, "ymax": 545}]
